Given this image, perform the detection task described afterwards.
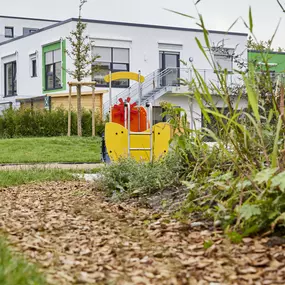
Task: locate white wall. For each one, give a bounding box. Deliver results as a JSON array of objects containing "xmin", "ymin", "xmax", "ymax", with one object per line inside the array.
[
  {"xmin": 156, "ymin": 94, "xmax": 248, "ymax": 129},
  {"xmin": 0, "ymin": 16, "xmax": 58, "ymax": 43},
  {"xmin": 0, "ymin": 18, "xmax": 248, "ymax": 110},
  {"xmin": 0, "ymin": 21, "xmax": 74, "ymax": 105},
  {"xmin": 81, "ymin": 20, "xmax": 247, "ymax": 103}
]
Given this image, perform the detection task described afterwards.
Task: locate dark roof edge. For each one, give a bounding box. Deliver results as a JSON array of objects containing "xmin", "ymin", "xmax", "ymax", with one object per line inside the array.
[
  {"xmin": 248, "ymin": 49, "xmax": 285, "ymax": 55},
  {"xmin": 0, "ymin": 17, "xmax": 248, "ymax": 47},
  {"xmin": 75, "ymin": 18, "xmax": 248, "ymax": 36},
  {"xmin": 0, "ymin": 15, "xmax": 60, "ymax": 23},
  {"xmin": 0, "ymin": 19, "xmax": 73, "ymax": 46}
]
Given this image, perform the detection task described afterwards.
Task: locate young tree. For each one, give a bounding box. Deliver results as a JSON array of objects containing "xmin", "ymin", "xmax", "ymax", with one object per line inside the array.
[
  {"xmin": 247, "ymin": 36, "xmax": 285, "ymax": 52},
  {"xmin": 66, "ymin": 0, "xmax": 100, "ymax": 136}
]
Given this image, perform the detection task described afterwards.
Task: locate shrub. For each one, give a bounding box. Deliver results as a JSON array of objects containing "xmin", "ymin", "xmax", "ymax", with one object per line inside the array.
[
  {"xmin": 0, "ymin": 107, "xmax": 105, "ymax": 138},
  {"xmin": 98, "ymin": 155, "xmax": 182, "ymax": 198},
  {"xmin": 163, "ymin": 10, "xmax": 285, "ymax": 237}
]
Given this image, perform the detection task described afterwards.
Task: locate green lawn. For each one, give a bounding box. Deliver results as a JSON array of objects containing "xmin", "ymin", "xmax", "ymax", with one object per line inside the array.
[
  {"xmin": 0, "ymin": 137, "xmax": 101, "ymax": 164},
  {"xmin": 0, "ymin": 238, "xmax": 47, "ymax": 285},
  {"xmin": 0, "ymin": 169, "xmax": 75, "ymax": 188}
]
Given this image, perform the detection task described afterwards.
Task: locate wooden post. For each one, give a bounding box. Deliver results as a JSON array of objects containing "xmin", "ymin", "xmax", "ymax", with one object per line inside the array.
[
  {"xmin": 92, "ymin": 86, "xmax": 96, "ymax": 137},
  {"xmin": 68, "ymin": 84, "xmax": 72, "ymax": 137}
]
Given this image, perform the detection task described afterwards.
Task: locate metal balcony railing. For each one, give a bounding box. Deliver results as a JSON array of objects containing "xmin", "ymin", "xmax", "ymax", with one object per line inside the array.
[{"xmin": 103, "ymin": 68, "xmax": 285, "ymax": 115}]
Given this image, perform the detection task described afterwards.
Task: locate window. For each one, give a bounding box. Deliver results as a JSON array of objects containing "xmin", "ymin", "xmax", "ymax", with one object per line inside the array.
[
  {"xmin": 44, "ymin": 49, "xmax": 62, "ymax": 90},
  {"xmin": 5, "ymin": 27, "xmax": 14, "ymax": 38},
  {"xmin": 23, "ymin": 28, "xmax": 38, "ymax": 36},
  {"xmin": 212, "ymin": 48, "xmax": 234, "ymax": 72},
  {"xmin": 29, "ymin": 54, "xmax": 37, "ymax": 78},
  {"xmin": 32, "ymin": 59, "xmax": 37, "ymax": 77},
  {"xmin": 92, "ymin": 47, "xmax": 129, "ymax": 87},
  {"xmin": 4, "ymin": 61, "xmax": 17, "ymax": 97},
  {"xmin": 153, "ymin": 106, "xmax": 181, "ymax": 124},
  {"xmin": 153, "ymin": 106, "xmax": 165, "ymax": 124},
  {"xmin": 159, "ymin": 51, "xmax": 180, "ymax": 86}
]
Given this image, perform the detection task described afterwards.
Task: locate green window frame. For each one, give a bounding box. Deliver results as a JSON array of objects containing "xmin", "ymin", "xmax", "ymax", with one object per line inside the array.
[{"xmin": 42, "ymin": 40, "xmax": 66, "ymax": 93}]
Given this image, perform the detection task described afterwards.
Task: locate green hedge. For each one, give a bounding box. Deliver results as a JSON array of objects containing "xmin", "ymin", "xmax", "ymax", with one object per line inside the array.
[{"xmin": 0, "ymin": 107, "xmax": 105, "ymax": 138}]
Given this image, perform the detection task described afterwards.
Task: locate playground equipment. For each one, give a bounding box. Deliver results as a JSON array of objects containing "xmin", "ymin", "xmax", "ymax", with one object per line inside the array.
[{"xmin": 102, "ymin": 71, "xmax": 172, "ymax": 163}]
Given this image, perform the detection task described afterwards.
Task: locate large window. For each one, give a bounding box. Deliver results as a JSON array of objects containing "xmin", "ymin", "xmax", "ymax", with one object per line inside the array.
[
  {"xmin": 92, "ymin": 47, "xmax": 129, "ymax": 87},
  {"xmin": 5, "ymin": 27, "xmax": 14, "ymax": 38},
  {"xmin": 4, "ymin": 61, "xmax": 17, "ymax": 97},
  {"xmin": 44, "ymin": 49, "xmax": 62, "ymax": 90}
]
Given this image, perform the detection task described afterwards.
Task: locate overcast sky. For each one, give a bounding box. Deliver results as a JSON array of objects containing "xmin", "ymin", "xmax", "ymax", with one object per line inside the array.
[{"xmin": 2, "ymin": 0, "xmax": 285, "ymax": 48}]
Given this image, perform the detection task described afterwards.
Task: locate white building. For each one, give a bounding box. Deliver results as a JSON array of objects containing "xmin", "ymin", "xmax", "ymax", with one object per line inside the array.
[
  {"xmin": 0, "ymin": 15, "xmax": 59, "ymax": 43},
  {"xmin": 0, "ymin": 16, "xmax": 248, "ymax": 129}
]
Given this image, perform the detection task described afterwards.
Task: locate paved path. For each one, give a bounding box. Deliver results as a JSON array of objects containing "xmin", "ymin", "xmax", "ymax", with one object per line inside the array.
[{"xmin": 0, "ymin": 163, "xmax": 104, "ymax": 171}]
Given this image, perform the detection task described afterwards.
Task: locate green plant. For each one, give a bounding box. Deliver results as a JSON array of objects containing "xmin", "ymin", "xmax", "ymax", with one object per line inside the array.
[
  {"xmin": 0, "ymin": 107, "xmax": 105, "ymax": 138},
  {"xmin": 0, "ymin": 169, "xmax": 76, "ymax": 187},
  {"xmin": 162, "ymin": 7, "xmax": 285, "ymax": 237},
  {"xmin": 203, "ymin": 240, "xmax": 214, "ymax": 249},
  {"xmin": 0, "ymin": 237, "xmax": 46, "ymax": 284},
  {"xmin": 98, "ymin": 155, "xmax": 182, "ymax": 198}
]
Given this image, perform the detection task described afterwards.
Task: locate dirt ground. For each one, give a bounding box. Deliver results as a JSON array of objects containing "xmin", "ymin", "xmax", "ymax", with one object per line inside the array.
[{"xmin": 0, "ymin": 181, "xmax": 285, "ymax": 285}]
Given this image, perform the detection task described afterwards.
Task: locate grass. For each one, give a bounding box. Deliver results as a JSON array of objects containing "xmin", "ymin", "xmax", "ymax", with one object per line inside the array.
[
  {"xmin": 0, "ymin": 136, "xmax": 101, "ymax": 164},
  {"xmin": 0, "ymin": 238, "xmax": 46, "ymax": 285},
  {"xmin": 0, "ymin": 168, "xmax": 76, "ymax": 188},
  {"xmin": 0, "ymin": 140, "xmax": 90, "ymax": 284}
]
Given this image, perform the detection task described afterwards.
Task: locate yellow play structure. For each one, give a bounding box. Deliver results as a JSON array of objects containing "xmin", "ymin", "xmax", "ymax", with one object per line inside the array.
[{"xmin": 103, "ymin": 71, "xmax": 172, "ymax": 162}]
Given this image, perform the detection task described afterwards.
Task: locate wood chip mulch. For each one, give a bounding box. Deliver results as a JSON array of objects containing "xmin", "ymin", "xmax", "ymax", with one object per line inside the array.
[{"xmin": 0, "ymin": 181, "xmax": 285, "ymax": 285}]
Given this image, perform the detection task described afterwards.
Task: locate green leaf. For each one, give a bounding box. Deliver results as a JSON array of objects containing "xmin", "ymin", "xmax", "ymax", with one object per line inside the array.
[
  {"xmin": 272, "ymin": 116, "xmax": 283, "ymax": 168},
  {"xmin": 227, "ymin": 17, "xmax": 241, "ymax": 33},
  {"xmin": 239, "ymin": 204, "xmax": 261, "ymax": 220},
  {"xmin": 254, "ymin": 168, "xmax": 277, "ymax": 184},
  {"xmin": 195, "ymin": 37, "xmax": 210, "ymax": 62},
  {"xmin": 226, "ymin": 231, "xmax": 243, "ymax": 244},
  {"xmin": 236, "ymin": 180, "xmax": 251, "ymax": 190},
  {"xmin": 181, "ymin": 181, "xmax": 196, "ymax": 190},
  {"xmin": 199, "ymin": 14, "xmax": 210, "ymax": 49},
  {"xmin": 242, "ymin": 224, "xmax": 259, "ymax": 236},
  {"xmin": 243, "ymin": 74, "xmax": 260, "ymax": 122},
  {"xmin": 271, "ymin": 171, "xmax": 285, "ymax": 192},
  {"xmin": 271, "ymin": 212, "xmax": 285, "ymax": 231},
  {"xmin": 203, "ymin": 240, "xmax": 214, "ymax": 249},
  {"xmin": 249, "ymin": 6, "xmax": 253, "ymax": 33},
  {"xmin": 164, "ymin": 8, "xmax": 195, "ymax": 19}
]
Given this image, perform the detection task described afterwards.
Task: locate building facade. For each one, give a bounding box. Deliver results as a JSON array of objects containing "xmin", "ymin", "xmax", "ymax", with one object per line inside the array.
[
  {"xmin": 248, "ymin": 49, "xmax": 285, "ymax": 73},
  {"xmin": 0, "ymin": 15, "xmax": 58, "ymax": 43},
  {"xmin": 0, "ymin": 16, "xmax": 248, "ymax": 128}
]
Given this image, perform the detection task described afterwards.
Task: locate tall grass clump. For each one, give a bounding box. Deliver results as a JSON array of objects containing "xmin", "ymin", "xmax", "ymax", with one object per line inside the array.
[{"xmin": 166, "ymin": 7, "xmax": 285, "ymax": 237}]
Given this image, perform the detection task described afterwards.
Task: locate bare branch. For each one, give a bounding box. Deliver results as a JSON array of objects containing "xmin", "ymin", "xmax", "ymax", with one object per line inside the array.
[
  {"xmin": 79, "ymin": 0, "xmax": 88, "ymax": 17},
  {"xmin": 277, "ymin": 0, "xmax": 285, "ymax": 12}
]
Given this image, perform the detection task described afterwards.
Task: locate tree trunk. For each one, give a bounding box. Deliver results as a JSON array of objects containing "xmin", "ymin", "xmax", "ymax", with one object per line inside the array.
[{"xmin": 77, "ymin": 84, "xmax": 82, "ymax": 137}]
